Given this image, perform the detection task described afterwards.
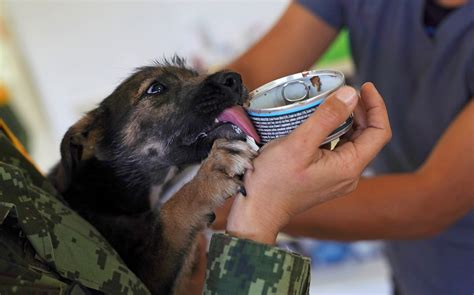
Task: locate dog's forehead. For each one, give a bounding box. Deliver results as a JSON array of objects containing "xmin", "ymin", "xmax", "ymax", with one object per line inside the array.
[
  {"xmin": 135, "ymin": 65, "xmax": 199, "ymax": 81},
  {"xmin": 106, "ymin": 65, "xmax": 199, "ymax": 105},
  {"xmin": 161, "ymin": 66, "xmax": 199, "ymax": 79}
]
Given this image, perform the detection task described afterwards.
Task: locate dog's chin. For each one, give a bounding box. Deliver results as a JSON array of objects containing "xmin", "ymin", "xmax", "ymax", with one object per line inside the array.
[
  {"xmin": 178, "ymin": 123, "xmax": 246, "ymax": 163},
  {"xmin": 206, "ymin": 123, "xmax": 247, "ymax": 142},
  {"xmin": 182, "ymin": 122, "xmax": 247, "ymax": 147}
]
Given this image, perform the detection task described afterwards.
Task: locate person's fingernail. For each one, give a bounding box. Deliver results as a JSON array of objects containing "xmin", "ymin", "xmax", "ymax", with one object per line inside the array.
[{"xmin": 336, "ymin": 86, "xmax": 357, "ymax": 106}]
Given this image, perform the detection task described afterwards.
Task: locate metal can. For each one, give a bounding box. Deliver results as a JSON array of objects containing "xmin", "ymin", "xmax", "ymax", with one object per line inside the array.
[{"xmin": 245, "ymin": 70, "xmax": 353, "ymax": 145}]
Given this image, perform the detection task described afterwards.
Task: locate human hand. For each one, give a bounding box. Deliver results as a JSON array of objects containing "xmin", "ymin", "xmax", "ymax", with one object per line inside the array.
[{"xmin": 226, "ymin": 83, "xmax": 391, "ymax": 244}]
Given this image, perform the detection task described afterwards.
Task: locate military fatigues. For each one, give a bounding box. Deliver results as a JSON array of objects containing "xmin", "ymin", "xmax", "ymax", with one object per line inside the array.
[
  {"xmin": 205, "ymin": 234, "xmax": 311, "ymax": 294},
  {"xmin": 0, "ymin": 120, "xmax": 311, "ymax": 294}
]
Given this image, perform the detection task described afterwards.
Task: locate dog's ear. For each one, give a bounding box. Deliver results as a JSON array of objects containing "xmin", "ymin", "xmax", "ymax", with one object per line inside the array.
[{"xmin": 54, "ymin": 110, "xmax": 102, "ymax": 192}]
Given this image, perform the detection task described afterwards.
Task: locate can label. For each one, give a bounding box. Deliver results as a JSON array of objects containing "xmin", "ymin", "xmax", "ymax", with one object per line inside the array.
[
  {"xmin": 246, "ymin": 70, "xmax": 348, "ymax": 145},
  {"xmin": 250, "ymin": 107, "xmax": 316, "ymax": 144}
]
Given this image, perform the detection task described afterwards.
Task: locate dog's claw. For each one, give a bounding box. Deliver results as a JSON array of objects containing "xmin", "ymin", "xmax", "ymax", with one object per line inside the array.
[{"xmin": 239, "ymin": 186, "xmax": 247, "ymax": 197}]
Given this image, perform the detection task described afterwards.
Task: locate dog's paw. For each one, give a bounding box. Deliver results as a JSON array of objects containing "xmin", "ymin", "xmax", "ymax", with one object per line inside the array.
[{"xmin": 196, "ymin": 139, "xmax": 258, "ymax": 207}]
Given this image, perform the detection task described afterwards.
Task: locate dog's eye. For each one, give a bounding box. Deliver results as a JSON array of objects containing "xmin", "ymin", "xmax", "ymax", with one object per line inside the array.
[{"xmin": 146, "ymin": 82, "xmax": 167, "ymax": 95}]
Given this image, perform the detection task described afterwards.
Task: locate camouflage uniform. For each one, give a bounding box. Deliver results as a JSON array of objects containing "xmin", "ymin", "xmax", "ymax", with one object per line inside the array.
[
  {"xmin": 205, "ymin": 234, "xmax": 311, "ymax": 295},
  {"xmin": 0, "ymin": 120, "xmax": 311, "ymax": 294},
  {"xmin": 0, "ymin": 120, "xmax": 151, "ymax": 294}
]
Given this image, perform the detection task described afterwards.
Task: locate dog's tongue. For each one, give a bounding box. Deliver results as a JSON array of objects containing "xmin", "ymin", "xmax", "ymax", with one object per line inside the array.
[{"xmin": 217, "ymin": 106, "xmax": 260, "ymax": 143}]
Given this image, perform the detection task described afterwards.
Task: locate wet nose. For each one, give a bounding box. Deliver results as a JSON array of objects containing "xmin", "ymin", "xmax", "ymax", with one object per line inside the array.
[{"xmin": 214, "ymin": 72, "xmax": 243, "ymax": 95}]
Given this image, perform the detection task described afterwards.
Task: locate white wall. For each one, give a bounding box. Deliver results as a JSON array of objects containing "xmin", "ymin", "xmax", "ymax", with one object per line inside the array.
[{"xmin": 5, "ymin": 0, "xmax": 288, "ymax": 170}]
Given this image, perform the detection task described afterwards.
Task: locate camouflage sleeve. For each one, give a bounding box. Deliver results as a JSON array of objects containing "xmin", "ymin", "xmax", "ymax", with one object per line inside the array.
[
  {"xmin": 0, "ymin": 129, "xmax": 151, "ymax": 295},
  {"xmin": 204, "ymin": 233, "xmax": 311, "ymax": 295}
]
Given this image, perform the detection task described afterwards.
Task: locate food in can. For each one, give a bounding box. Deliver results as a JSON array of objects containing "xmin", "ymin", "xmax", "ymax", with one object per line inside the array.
[{"xmin": 245, "ymin": 70, "xmax": 353, "ymax": 145}]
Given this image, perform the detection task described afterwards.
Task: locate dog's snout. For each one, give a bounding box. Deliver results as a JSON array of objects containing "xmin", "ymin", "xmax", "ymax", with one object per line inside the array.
[
  {"xmin": 222, "ymin": 72, "xmax": 241, "ymax": 93},
  {"xmin": 214, "ymin": 72, "xmax": 242, "ymax": 95},
  {"xmin": 196, "ymin": 71, "xmax": 246, "ymax": 113}
]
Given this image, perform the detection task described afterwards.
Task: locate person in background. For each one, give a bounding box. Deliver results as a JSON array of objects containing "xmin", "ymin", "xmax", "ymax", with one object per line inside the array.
[{"xmin": 215, "ymin": 1, "xmax": 474, "ymax": 294}]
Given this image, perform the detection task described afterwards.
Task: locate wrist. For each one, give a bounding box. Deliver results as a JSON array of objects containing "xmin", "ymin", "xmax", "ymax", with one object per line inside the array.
[
  {"xmin": 226, "ymin": 222, "xmax": 278, "ymax": 245},
  {"xmin": 225, "ymin": 195, "xmax": 285, "ymax": 245}
]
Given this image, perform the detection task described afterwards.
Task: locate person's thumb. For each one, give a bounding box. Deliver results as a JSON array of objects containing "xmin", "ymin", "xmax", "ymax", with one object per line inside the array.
[{"xmin": 290, "ymin": 86, "xmax": 358, "ymax": 152}]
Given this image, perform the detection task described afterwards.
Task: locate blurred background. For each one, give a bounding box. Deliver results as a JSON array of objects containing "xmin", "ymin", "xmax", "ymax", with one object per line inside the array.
[{"xmin": 1, "ymin": 0, "xmax": 388, "ymax": 293}]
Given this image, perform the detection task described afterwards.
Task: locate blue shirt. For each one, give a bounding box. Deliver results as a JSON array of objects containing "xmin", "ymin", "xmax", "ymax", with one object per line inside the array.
[{"xmin": 298, "ymin": 0, "xmax": 474, "ymax": 294}]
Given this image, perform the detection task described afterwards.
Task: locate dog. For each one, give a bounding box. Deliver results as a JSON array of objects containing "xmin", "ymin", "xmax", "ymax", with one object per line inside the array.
[{"xmin": 49, "ymin": 57, "xmax": 259, "ymax": 294}]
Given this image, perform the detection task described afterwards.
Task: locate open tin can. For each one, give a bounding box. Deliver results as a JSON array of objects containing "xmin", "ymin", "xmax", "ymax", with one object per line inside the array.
[{"xmin": 245, "ymin": 70, "xmax": 353, "ymax": 145}]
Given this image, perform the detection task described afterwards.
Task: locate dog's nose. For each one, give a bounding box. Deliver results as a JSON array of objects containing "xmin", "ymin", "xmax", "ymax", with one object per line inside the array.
[{"xmin": 214, "ymin": 72, "xmax": 243, "ymax": 95}]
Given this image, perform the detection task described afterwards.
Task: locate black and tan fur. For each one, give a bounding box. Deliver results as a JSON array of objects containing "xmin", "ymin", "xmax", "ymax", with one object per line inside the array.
[{"xmin": 49, "ymin": 57, "xmax": 256, "ymax": 294}]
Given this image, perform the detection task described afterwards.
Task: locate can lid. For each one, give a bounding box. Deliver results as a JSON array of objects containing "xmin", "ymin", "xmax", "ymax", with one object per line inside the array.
[{"xmin": 246, "ymin": 70, "xmax": 345, "ymax": 114}]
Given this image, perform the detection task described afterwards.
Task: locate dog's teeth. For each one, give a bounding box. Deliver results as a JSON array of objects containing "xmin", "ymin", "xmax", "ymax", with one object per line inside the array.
[
  {"xmin": 214, "ymin": 118, "xmax": 219, "ymax": 124},
  {"xmin": 246, "ymin": 135, "xmax": 260, "ymax": 151},
  {"xmin": 231, "ymin": 125, "xmax": 243, "ymax": 134}
]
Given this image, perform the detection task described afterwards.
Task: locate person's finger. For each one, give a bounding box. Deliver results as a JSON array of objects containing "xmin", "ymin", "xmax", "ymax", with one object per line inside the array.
[
  {"xmin": 349, "ymin": 99, "xmax": 368, "ymax": 140},
  {"xmin": 359, "ymin": 82, "xmax": 390, "ymax": 130},
  {"xmin": 336, "ymin": 82, "xmax": 391, "ymax": 166},
  {"xmin": 289, "ymin": 86, "xmax": 358, "ymax": 154},
  {"xmin": 353, "ymin": 96, "xmax": 368, "ymax": 130}
]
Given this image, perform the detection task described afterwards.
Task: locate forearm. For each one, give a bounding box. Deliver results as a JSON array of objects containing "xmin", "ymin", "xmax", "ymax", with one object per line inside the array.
[
  {"xmin": 227, "ymin": 2, "xmax": 338, "ymax": 90},
  {"xmin": 284, "ymin": 101, "xmax": 474, "ymax": 241},
  {"xmin": 284, "ymin": 172, "xmax": 474, "ymax": 240}
]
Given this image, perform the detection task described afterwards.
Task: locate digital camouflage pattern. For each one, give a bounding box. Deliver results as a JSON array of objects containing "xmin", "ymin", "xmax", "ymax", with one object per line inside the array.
[
  {"xmin": 0, "ymin": 121, "xmax": 312, "ymax": 295},
  {"xmin": 204, "ymin": 233, "xmax": 311, "ymax": 295},
  {"xmin": 0, "ymin": 126, "xmax": 151, "ymax": 295}
]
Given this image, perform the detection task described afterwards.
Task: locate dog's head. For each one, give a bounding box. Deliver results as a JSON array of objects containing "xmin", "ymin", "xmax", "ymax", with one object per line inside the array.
[{"xmin": 54, "ymin": 57, "xmax": 259, "ymax": 194}]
